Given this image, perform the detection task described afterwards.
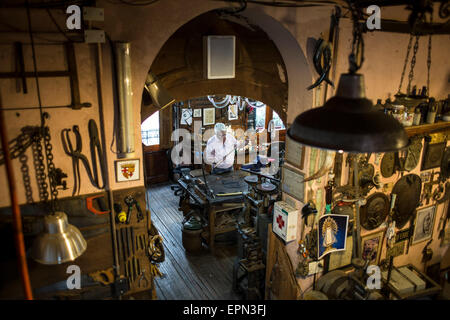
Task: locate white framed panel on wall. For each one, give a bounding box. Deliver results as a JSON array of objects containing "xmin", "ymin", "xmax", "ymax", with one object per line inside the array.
[
  {"xmin": 281, "ymin": 164, "xmax": 305, "ymax": 202},
  {"xmin": 205, "ymin": 35, "xmax": 235, "ymax": 79},
  {"xmin": 285, "ymin": 135, "xmax": 305, "ymax": 170}
]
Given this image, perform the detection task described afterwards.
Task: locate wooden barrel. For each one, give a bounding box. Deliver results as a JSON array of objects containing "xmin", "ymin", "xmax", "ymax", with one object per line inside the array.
[{"xmin": 181, "ymin": 227, "xmax": 203, "ymax": 254}]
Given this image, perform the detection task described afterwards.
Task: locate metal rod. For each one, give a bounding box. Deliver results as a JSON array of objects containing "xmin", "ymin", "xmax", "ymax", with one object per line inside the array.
[
  {"xmin": 353, "ymin": 156, "xmax": 362, "ymax": 259},
  {"xmin": 114, "ymin": 42, "xmax": 135, "ymax": 156},
  {"xmin": 0, "ymin": 92, "xmax": 33, "ymax": 300},
  {"xmin": 94, "ymin": 43, "xmax": 121, "ymax": 280}
]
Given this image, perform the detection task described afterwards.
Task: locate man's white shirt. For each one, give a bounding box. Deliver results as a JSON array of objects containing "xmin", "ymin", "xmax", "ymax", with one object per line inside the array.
[{"xmin": 205, "ymin": 133, "xmax": 237, "ymax": 169}]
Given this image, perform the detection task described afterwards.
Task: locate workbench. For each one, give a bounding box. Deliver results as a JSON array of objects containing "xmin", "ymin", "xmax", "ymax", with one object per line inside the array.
[{"xmin": 177, "ymin": 170, "xmax": 249, "ymax": 253}]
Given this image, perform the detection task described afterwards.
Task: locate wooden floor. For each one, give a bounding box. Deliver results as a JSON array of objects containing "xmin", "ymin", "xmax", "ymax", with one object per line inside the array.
[{"xmin": 147, "ymin": 183, "xmax": 240, "ymax": 300}]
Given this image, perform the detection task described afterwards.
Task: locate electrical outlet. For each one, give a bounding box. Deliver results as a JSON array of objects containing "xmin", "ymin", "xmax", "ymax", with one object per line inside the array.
[
  {"xmin": 83, "ymin": 7, "xmax": 104, "ymax": 21},
  {"xmin": 84, "ymin": 30, "xmax": 105, "ymax": 43}
]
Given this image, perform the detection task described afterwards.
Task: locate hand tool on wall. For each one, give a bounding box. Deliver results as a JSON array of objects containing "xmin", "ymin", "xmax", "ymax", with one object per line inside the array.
[
  {"xmin": 131, "ymin": 227, "xmax": 135, "ymax": 255},
  {"xmin": 61, "ymin": 124, "xmax": 106, "ymax": 196},
  {"xmin": 120, "ymin": 228, "xmax": 127, "ymax": 263},
  {"xmin": 138, "ymin": 268, "xmax": 149, "ymax": 288},
  {"xmin": 114, "ymin": 203, "xmax": 127, "ymax": 223},
  {"xmin": 124, "ymin": 195, "xmax": 144, "ymax": 224},
  {"xmin": 124, "ymin": 196, "xmax": 134, "ymax": 224},
  {"xmin": 0, "ymin": 43, "xmax": 92, "ymax": 111},
  {"xmin": 116, "ymin": 229, "xmax": 123, "ymax": 270},
  {"xmin": 89, "ymin": 268, "xmax": 115, "ymax": 286},
  {"xmin": 86, "ymin": 194, "xmax": 110, "ymax": 215},
  {"xmin": 307, "ymin": 6, "xmax": 341, "ymax": 91}
]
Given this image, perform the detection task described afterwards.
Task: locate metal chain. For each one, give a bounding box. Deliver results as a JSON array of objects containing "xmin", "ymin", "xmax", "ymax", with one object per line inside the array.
[
  {"xmin": 348, "ymin": 1, "xmax": 364, "ymax": 73},
  {"xmin": 397, "ymin": 34, "xmax": 414, "ymax": 94},
  {"xmin": 19, "ymin": 153, "xmax": 34, "ymax": 204},
  {"xmin": 43, "ymin": 127, "xmax": 59, "ymax": 209},
  {"xmin": 0, "ymin": 129, "xmax": 33, "ymax": 165},
  {"xmin": 32, "ymin": 134, "xmax": 48, "ymax": 202},
  {"xmin": 406, "ymin": 35, "xmax": 420, "ymax": 95}
]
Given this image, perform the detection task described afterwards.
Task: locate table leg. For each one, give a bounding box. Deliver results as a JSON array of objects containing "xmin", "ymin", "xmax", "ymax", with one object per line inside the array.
[{"xmin": 209, "ymin": 207, "xmax": 215, "ymax": 254}]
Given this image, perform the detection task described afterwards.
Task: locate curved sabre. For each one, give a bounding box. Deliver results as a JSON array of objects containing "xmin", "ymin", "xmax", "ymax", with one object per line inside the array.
[{"xmin": 303, "ymin": 151, "xmax": 335, "ymax": 182}]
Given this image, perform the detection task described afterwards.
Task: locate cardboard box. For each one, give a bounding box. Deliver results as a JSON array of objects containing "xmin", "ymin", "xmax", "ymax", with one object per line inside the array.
[{"xmin": 273, "ymin": 201, "xmax": 299, "ymax": 243}]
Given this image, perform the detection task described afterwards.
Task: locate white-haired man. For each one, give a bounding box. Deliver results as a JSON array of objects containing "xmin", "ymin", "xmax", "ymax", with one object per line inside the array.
[{"xmin": 205, "ymin": 123, "xmax": 237, "ymax": 174}]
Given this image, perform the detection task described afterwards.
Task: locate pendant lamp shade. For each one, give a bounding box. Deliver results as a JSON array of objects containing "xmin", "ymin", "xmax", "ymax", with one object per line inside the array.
[
  {"xmin": 31, "ymin": 212, "xmax": 87, "ymax": 265},
  {"xmin": 145, "ymin": 72, "xmax": 175, "ymax": 111},
  {"xmin": 287, "ymin": 73, "xmax": 409, "ymax": 153}
]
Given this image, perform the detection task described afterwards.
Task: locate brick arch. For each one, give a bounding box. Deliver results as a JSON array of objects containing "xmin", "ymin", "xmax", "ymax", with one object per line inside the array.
[{"xmin": 142, "ymin": 10, "xmax": 289, "ymax": 122}]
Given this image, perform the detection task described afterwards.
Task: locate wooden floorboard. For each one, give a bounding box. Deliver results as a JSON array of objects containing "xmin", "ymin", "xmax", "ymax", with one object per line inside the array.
[{"xmin": 147, "ymin": 183, "xmax": 240, "ymax": 300}]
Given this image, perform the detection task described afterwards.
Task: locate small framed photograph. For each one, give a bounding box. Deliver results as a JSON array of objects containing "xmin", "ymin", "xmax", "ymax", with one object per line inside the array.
[
  {"xmin": 193, "ymin": 109, "xmax": 202, "ymax": 118},
  {"xmin": 203, "ymin": 107, "xmax": 215, "ymax": 126},
  {"xmin": 361, "ymin": 230, "xmax": 384, "ymax": 265},
  {"xmin": 115, "ymin": 159, "xmax": 140, "ymax": 182},
  {"xmin": 228, "ymin": 104, "xmax": 238, "ymax": 120},
  {"xmin": 180, "ymin": 108, "xmax": 193, "ymax": 125},
  {"xmin": 412, "ymin": 206, "xmax": 436, "ymax": 245}
]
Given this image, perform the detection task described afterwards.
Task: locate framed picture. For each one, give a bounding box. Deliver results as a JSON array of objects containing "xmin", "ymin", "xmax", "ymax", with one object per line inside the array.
[
  {"xmin": 115, "ymin": 159, "xmax": 140, "ymax": 182},
  {"xmin": 328, "ymin": 236, "xmax": 353, "ymax": 271},
  {"xmin": 228, "ymin": 104, "xmax": 238, "ymax": 120},
  {"xmin": 285, "ymin": 135, "xmax": 305, "ymax": 170},
  {"xmin": 193, "ymin": 109, "xmax": 202, "ymax": 118},
  {"xmin": 412, "ymin": 206, "xmax": 436, "ymax": 245},
  {"xmin": 361, "ymin": 230, "xmax": 384, "ymax": 265},
  {"xmin": 421, "ymin": 141, "xmax": 446, "ymax": 171},
  {"xmin": 281, "ymin": 165, "xmax": 305, "ymax": 202},
  {"xmin": 203, "ymin": 107, "xmax": 215, "ymax": 126},
  {"xmin": 180, "ymin": 108, "xmax": 193, "ymax": 125},
  {"xmin": 318, "ymin": 214, "xmax": 349, "ymax": 259}
]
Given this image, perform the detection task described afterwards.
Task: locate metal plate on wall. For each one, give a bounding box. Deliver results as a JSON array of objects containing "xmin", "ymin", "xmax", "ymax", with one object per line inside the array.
[
  {"xmin": 360, "ymin": 192, "xmax": 389, "ymax": 230},
  {"xmin": 282, "ymin": 165, "xmax": 305, "ymax": 202},
  {"xmin": 392, "ymin": 174, "xmax": 422, "ymax": 229},
  {"xmin": 381, "ymin": 152, "xmax": 396, "ymax": 178},
  {"xmin": 403, "ymin": 138, "xmax": 422, "ymax": 172},
  {"xmin": 421, "ymin": 142, "xmax": 446, "ymax": 171}
]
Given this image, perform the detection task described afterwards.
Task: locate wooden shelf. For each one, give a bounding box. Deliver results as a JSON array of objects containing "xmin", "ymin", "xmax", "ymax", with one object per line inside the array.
[{"xmin": 404, "ymin": 121, "xmax": 450, "ymax": 137}]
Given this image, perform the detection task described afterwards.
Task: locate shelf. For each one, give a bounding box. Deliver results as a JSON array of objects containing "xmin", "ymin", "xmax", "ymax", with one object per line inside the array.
[{"xmin": 404, "ymin": 121, "xmax": 450, "ymax": 137}]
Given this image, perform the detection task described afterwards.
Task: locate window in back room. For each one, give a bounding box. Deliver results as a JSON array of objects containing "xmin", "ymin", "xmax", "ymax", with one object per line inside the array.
[{"xmin": 141, "ymin": 111, "xmax": 160, "ymax": 146}]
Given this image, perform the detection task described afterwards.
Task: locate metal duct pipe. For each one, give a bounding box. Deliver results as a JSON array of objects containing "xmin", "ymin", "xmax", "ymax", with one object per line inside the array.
[{"xmin": 115, "ymin": 42, "xmax": 135, "ymax": 157}]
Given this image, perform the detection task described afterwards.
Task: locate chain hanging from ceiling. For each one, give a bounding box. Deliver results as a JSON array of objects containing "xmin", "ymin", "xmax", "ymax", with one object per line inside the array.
[
  {"xmin": 207, "ymin": 95, "xmax": 266, "ymax": 110},
  {"xmin": 397, "ymin": 10, "xmax": 433, "ymax": 96}
]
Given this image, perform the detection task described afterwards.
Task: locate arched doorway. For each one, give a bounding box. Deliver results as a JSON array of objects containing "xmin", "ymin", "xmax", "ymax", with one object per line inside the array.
[{"xmin": 138, "ymin": 9, "xmax": 310, "ymax": 300}]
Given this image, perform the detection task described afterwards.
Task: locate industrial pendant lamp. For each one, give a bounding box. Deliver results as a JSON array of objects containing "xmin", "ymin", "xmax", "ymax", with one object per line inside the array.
[
  {"xmin": 31, "ymin": 212, "xmax": 87, "ymax": 265},
  {"xmin": 288, "ymin": 4, "xmax": 409, "ymax": 153},
  {"xmin": 25, "ymin": 8, "xmax": 87, "ymax": 265},
  {"xmin": 145, "ymin": 71, "xmax": 176, "ymax": 110}
]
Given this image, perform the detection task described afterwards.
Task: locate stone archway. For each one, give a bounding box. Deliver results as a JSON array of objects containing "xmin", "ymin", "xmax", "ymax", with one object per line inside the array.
[{"xmin": 141, "ymin": 9, "xmax": 312, "ymax": 124}]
